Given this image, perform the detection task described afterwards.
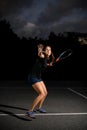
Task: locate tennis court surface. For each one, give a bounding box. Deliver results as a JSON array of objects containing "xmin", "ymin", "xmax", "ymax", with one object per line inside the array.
[{"xmin": 0, "ymin": 80, "xmax": 87, "ymax": 130}]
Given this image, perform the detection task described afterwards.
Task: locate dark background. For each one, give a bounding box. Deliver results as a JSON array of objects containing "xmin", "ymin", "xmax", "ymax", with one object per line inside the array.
[{"xmin": 0, "ymin": 19, "xmax": 87, "ymax": 81}]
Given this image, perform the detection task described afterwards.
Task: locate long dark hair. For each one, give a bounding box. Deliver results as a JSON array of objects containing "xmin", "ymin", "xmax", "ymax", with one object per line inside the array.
[{"xmin": 44, "ymin": 45, "xmax": 55, "ymax": 64}]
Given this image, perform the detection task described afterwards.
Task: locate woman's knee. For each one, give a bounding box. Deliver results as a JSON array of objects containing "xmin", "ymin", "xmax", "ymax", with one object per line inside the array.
[
  {"xmin": 32, "ymin": 82, "xmax": 48, "ymax": 97},
  {"xmin": 39, "ymin": 92, "xmax": 46, "ymax": 98},
  {"xmin": 42, "ymin": 91, "xmax": 48, "ymax": 98},
  {"xmin": 44, "ymin": 88, "xmax": 48, "ymax": 96},
  {"xmin": 43, "ymin": 89, "xmax": 48, "ymax": 97}
]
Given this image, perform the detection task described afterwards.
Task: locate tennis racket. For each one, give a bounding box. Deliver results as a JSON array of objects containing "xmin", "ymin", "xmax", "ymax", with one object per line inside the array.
[{"xmin": 55, "ymin": 49, "xmax": 73, "ymax": 63}]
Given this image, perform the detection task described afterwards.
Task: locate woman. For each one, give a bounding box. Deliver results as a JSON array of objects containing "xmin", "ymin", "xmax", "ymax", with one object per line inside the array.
[{"xmin": 26, "ymin": 44, "xmax": 55, "ymax": 119}]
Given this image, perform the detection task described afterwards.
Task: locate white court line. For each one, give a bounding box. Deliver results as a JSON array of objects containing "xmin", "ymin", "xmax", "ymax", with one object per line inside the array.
[
  {"xmin": 68, "ymin": 88, "xmax": 87, "ymax": 100},
  {"xmin": 0, "ymin": 113, "xmax": 87, "ymax": 116}
]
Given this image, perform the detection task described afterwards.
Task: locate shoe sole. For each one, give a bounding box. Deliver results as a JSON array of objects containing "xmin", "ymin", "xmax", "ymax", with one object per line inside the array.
[
  {"xmin": 25, "ymin": 113, "xmax": 36, "ymax": 119},
  {"xmin": 26, "ymin": 114, "xmax": 36, "ymax": 119}
]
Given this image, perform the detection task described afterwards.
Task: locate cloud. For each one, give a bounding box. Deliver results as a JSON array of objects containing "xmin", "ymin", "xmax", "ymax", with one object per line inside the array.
[
  {"xmin": 37, "ymin": 0, "xmax": 87, "ymax": 24},
  {"xmin": 0, "ymin": 0, "xmax": 34, "ymax": 18},
  {"xmin": 50, "ymin": 9, "xmax": 87, "ymax": 33},
  {"xmin": 14, "ymin": 22, "xmax": 41, "ymax": 38},
  {"xmin": 33, "ymin": 0, "xmax": 87, "ymax": 38},
  {"xmin": 0, "ymin": 0, "xmax": 87, "ymax": 38}
]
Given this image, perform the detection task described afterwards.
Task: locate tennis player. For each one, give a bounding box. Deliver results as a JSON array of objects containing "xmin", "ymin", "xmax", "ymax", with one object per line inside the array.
[{"xmin": 26, "ymin": 44, "xmax": 55, "ymax": 119}]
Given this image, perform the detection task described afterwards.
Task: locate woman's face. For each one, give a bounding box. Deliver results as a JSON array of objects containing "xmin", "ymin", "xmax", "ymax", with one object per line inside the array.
[{"xmin": 45, "ymin": 46, "xmax": 52, "ymax": 57}]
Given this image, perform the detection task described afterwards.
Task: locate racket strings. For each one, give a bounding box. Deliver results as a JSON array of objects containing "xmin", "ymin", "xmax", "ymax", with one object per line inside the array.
[{"xmin": 56, "ymin": 49, "xmax": 72, "ymax": 62}]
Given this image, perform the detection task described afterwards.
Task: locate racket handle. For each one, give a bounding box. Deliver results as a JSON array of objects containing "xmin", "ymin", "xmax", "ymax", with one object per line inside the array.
[{"xmin": 56, "ymin": 58, "xmax": 60, "ymax": 62}]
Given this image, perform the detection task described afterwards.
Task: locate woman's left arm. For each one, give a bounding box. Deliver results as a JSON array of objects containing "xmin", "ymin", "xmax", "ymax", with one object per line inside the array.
[{"xmin": 37, "ymin": 44, "xmax": 45, "ymax": 58}]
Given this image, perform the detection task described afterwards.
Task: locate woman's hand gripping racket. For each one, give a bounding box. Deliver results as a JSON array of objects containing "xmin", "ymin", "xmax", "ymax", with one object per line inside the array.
[{"xmin": 55, "ymin": 49, "xmax": 73, "ymax": 63}]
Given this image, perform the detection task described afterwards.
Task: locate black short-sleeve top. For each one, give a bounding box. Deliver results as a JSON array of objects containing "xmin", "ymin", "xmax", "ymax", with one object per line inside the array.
[{"xmin": 30, "ymin": 57, "xmax": 47, "ymax": 79}]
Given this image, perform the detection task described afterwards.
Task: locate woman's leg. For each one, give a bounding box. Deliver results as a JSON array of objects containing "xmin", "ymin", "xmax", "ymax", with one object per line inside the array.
[
  {"xmin": 29, "ymin": 82, "xmax": 45, "ymax": 111},
  {"xmin": 37, "ymin": 81, "xmax": 48, "ymax": 109}
]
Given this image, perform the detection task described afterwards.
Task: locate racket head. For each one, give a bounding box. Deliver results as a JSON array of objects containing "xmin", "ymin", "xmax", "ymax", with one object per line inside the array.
[
  {"xmin": 59, "ymin": 49, "xmax": 73, "ymax": 60},
  {"xmin": 55, "ymin": 49, "xmax": 73, "ymax": 62}
]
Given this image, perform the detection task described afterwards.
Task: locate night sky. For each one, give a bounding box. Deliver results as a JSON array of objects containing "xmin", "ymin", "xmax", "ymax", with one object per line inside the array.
[{"xmin": 0, "ymin": 0, "xmax": 87, "ymax": 39}]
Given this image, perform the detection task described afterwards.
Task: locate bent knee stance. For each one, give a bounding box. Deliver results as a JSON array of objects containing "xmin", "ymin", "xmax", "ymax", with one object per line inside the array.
[
  {"xmin": 45, "ymin": 91, "xmax": 48, "ymax": 96},
  {"xmin": 39, "ymin": 92, "xmax": 47, "ymax": 98}
]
